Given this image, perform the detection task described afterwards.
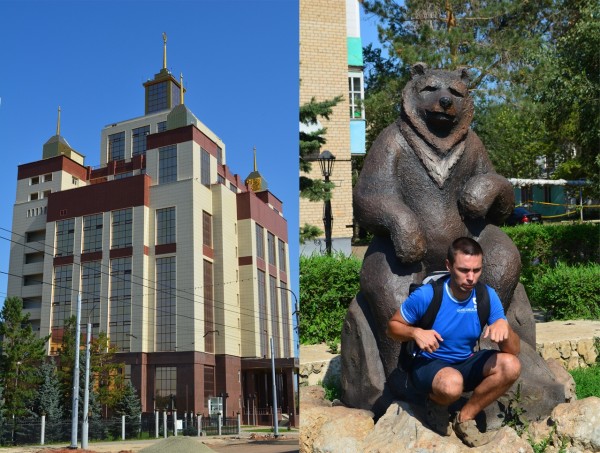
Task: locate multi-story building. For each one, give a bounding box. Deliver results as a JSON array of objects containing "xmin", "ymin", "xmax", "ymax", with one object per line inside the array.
[
  {"xmin": 299, "ymin": 0, "xmax": 366, "ymax": 255},
  {"xmin": 7, "ymin": 40, "xmax": 297, "ymax": 421}
]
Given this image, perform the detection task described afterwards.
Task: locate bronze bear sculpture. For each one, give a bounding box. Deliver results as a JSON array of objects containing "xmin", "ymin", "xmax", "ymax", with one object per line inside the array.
[{"xmin": 341, "ymin": 63, "xmax": 566, "ymax": 428}]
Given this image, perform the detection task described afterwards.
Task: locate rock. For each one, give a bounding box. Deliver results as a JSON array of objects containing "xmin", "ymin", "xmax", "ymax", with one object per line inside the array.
[
  {"xmin": 300, "ymin": 385, "xmax": 332, "ymax": 408},
  {"xmin": 551, "ymin": 397, "xmax": 600, "ymax": 452},
  {"xmin": 545, "ymin": 358, "xmax": 577, "ymax": 402},
  {"xmin": 300, "ymin": 404, "xmax": 374, "ymax": 453}
]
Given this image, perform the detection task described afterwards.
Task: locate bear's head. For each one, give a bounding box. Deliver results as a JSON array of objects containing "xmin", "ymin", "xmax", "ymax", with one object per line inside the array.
[{"xmin": 401, "ymin": 63, "xmax": 474, "ymax": 153}]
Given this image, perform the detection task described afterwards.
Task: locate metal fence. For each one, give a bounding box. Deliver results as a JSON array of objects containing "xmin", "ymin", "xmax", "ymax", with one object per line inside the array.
[{"xmin": 0, "ymin": 412, "xmax": 241, "ymax": 447}]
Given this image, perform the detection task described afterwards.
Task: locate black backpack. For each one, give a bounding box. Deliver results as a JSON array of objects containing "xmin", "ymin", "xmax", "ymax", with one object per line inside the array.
[{"xmin": 398, "ymin": 274, "xmax": 490, "ymax": 372}]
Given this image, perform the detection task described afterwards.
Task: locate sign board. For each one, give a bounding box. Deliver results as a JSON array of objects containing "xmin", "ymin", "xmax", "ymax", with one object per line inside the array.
[{"xmin": 208, "ymin": 397, "xmax": 223, "ymax": 416}]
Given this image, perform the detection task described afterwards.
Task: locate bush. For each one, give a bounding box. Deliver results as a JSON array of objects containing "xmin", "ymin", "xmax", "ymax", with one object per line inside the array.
[
  {"xmin": 299, "ymin": 253, "xmax": 362, "ymax": 344},
  {"xmin": 502, "ymin": 223, "xmax": 600, "ymax": 289},
  {"xmin": 529, "ymin": 262, "xmax": 600, "ymax": 320}
]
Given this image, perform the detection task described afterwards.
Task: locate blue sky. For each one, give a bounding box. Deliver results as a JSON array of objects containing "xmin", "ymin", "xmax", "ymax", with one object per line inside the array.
[{"xmin": 0, "ymin": 1, "xmax": 299, "ymax": 307}]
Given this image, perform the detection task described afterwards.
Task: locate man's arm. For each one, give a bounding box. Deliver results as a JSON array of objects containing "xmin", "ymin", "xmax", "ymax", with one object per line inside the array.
[
  {"xmin": 387, "ymin": 309, "xmax": 444, "ymax": 353},
  {"xmin": 484, "ymin": 318, "xmax": 520, "ymax": 355}
]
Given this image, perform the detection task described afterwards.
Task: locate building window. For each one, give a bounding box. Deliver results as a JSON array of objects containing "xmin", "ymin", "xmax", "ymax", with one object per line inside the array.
[
  {"xmin": 52, "ymin": 264, "xmax": 73, "ymax": 332},
  {"xmin": 171, "ymin": 82, "xmax": 181, "ymax": 107},
  {"xmin": 155, "ymin": 366, "xmax": 176, "ymax": 410},
  {"xmin": 157, "ymin": 121, "xmax": 167, "ymax": 133},
  {"xmin": 521, "ymin": 186, "xmax": 532, "ymax": 205},
  {"xmin": 267, "ymin": 232, "xmax": 276, "ymax": 266},
  {"xmin": 55, "ymin": 218, "xmax": 75, "ymax": 257},
  {"xmin": 30, "ymin": 176, "xmax": 40, "ymax": 185},
  {"xmin": 216, "ymin": 146, "xmax": 223, "ymax": 166},
  {"xmin": 109, "ymin": 257, "xmax": 132, "ymax": 352},
  {"xmin": 204, "ymin": 260, "xmax": 215, "ymax": 353},
  {"xmin": 257, "ymin": 270, "xmax": 267, "ymax": 357},
  {"xmin": 27, "ymin": 230, "xmax": 46, "ymax": 243},
  {"xmin": 72, "ymin": 177, "xmax": 79, "ymax": 186},
  {"xmin": 278, "ymin": 239, "xmax": 286, "ymax": 273},
  {"xmin": 159, "ymin": 145, "xmax": 177, "ymax": 184},
  {"xmin": 269, "ymin": 276, "xmax": 280, "ymax": 357},
  {"xmin": 280, "ymin": 282, "xmax": 291, "ymax": 357},
  {"xmin": 29, "ymin": 193, "xmax": 39, "ymax": 201},
  {"xmin": 42, "ymin": 190, "xmax": 51, "ymax": 198},
  {"xmin": 202, "ymin": 211, "xmax": 212, "ymax": 248},
  {"xmin": 229, "ymin": 183, "xmax": 238, "ymax": 193},
  {"xmin": 44, "ymin": 173, "xmax": 53, "ymax": 182},
  {"xmin": 544, "ymin": 185, "xmax": 552, "ymax": 203},
  {"xmin": 255, "ymin": 224, "xmax": 264, "ymax": 260},
  {"xmin": 81, "ymin": 261, "xmax": 101, "ymax": 328},
  {"xmin": 114, "ymin": 172, "xmax": 133, "ymax": 180},
  {"xmin": 147, "ymin": 82, "xmax": 168, "ymax": 114},
  {"xmin": 111, "ymin": 208, "xmax": 132, "ymax": 249},
  {"xmin": 156, "ymin": 256, "xmax": 176, "ymax": 352},
  {"xmin": 201, "ymin": 148, "xmax": 211, "ymax": 186},
  {"xmin": 132, "ymin": 125, "xmax": 150, "ymax": 157},
  {"xmin": 349, "ymin": 73, "xmax": 365, "ymax": 119},
  {"xmin": 156, "ymin": 207, "xmax": 176, "ymax": 245},
  {"xmin": 108, "ymin": 131, "xmax": 125, "ymax": 161},
  {"xmin": 83, "ymin": 213, "xmax": 103, "ymax": 253}
]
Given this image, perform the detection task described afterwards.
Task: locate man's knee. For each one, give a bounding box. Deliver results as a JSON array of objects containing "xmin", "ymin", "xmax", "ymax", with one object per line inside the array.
[
  {"xmin": 432, "ymin": 368, "xmax": 464, "ymax": 400},
  {"xmin": 498, "ymin": 353, "xmax": 521, "ymax": 383}
]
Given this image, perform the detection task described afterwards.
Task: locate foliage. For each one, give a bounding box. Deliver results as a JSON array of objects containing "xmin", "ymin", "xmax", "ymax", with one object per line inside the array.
[
  {"xmin": 112, "ymin": 381, "xmax": 142, "ymax": 439},
  {"xmin": 299, "ymin": 253, "xmax": 362, "ymax": 344},
  {"xmin": 502, "ymin": 222, "xmax": 600, "ymax": 289},
  {"xmin": 299, "ymin": 96, "xmax": 342, "ymax": 240},
  {"xmin": 32, "ymin": 359, "xmax": 63, "ymax": 419},
  {"xmin": 57, "ymin": 317, "xmax": 125, "ymax": 418},
  {"xmin": 569, "ymin": 364, "xmax": 600, "ymax": 399},
  {"xmin": 501, "ymin": 383, "xmax": 527, "ymax": 435},
  {"xmin": 361, "ymin": 0, "xmax": 600, "ymax": 187},
  {"xmin": 0, "ymin": 297, "xmax": 49, "ymax": 420},
  {"xmin": 528, "ymin": 262, "xmax": 600, "ymax": 320},
  {"xmin": 300, "ymin": 223, "xmax": 323, "ymax": 245},
  {"xmin": 320, "ymin": 378, "xmax": 342, "ymax": 402}
]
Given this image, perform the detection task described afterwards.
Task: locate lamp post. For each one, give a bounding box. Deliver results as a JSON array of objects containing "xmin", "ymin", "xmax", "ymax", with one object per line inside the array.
[{"xmin": 317, "ymin": 150, "xmax": 335, "ymax": 255}]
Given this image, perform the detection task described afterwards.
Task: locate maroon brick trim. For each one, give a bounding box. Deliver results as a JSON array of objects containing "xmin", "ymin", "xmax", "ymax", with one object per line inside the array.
[
  {"xmin": 18, "ymin": 155, "xmax": 88, "ymax": 181},
  {"xmin": 110, "ymin": 247, "xmax": 133, "ymax": 259},
  {"xmin": 53, "ymin": 255, "xmax": 74, "ymax": 266},
  {"xmin": 144, "ymin": 245, "xmax": 149, "ymax": 256},
  {"xmin": 279, "ymin": 271, "xmax": 288, "ymax": 284},
  {"xmin": 146, "ymin": 125, "xmax": 220, "ymax": 158},
  {"xmin": 81, "ymin": 251, "xmax": 102, "ymax": 262},
  {"xmin": 203, "ymin": 245, "xmax": 214, "ymax": 259},
  {"xmin": 256, "ymin": 257, "xmax": 266, "ymax": 272},
  {"xmin": 236, "ymin": 191, "xmax": 288, "ymax": 242},
  {"xmin": 238, "ymin": 256, "xmax": 253, "ymax": 266},
  {"xmin": 268, "ymin": 264, "xmax": 278, "ymax": 278},
  {"xmin": 155, "ymin": 243, "xmax": 176, "ymax": 255},
  {"xmin": 47, "ymin": 175, "xmax": 150, "ymax": 222}
]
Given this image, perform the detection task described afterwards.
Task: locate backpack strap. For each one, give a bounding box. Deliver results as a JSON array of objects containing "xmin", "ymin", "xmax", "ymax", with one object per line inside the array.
[
  {"xmin": 415, "ymin": 278, "xmax": 446, "ymax": 329},
  {"xmin": 474, "ymin": 281, "xmax": 491, "ymax": 331}
]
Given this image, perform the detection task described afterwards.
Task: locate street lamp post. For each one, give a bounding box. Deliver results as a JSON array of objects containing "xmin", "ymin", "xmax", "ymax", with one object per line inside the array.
[{"xmin": 317, "ymin": 150, "xmax": 335, "ymax": 255}]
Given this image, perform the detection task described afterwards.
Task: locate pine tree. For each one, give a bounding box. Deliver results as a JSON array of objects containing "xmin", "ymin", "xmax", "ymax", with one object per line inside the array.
[
  {"xmin": 113, "ymin": 382, "xmax": 141, "ymax": 439},
  {"xmin": 0, "ymin": 297, "xmax": 48, "ymax": 420},
  {"xmin": 299, "ymin": 96, "xmax": 342, "ymax": 242},
  {"xmin": 34, "ymin": 359, "xmax": 63, "ymax": 420}
]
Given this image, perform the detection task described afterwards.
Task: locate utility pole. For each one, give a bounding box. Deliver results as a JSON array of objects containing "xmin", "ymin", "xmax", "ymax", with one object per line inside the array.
[
  {"xmin": 69, "ymin": 293, "xmax": 82, "ymax": 449},
  {"xmin": 270, "ymin": 337, "xmax": 279, "ymax": 437},
  {"xmin": 81, "ymin": 321, "xmax": 92, "ymax": 448}
]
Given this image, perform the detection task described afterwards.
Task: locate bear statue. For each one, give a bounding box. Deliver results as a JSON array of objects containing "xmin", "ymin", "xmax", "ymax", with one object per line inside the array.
[{"xmin": 340, "ymin": 63, "xmax": 566, "ymax": 429}]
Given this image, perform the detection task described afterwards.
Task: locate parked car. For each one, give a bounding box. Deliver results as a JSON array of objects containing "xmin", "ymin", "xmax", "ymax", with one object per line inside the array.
[{"xmin": 505, "ymin": 207, "xmax": 543, "ymax": 226}]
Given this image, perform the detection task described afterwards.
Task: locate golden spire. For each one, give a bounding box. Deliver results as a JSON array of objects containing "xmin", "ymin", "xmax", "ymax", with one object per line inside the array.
[
  {"xmin": 253, "ymin": 146, "xmax": 257, "ymax": 171},
  {"xmin": 162, "ymin": 32, "xmax": 167, "ymax": 70},
  {"xmin": 56, "ymin": 106, "xmax": 61, "ymax": 136},
  {"xmin": 180, "ymin": 73, "xmax": 184, "ymax": 104}
]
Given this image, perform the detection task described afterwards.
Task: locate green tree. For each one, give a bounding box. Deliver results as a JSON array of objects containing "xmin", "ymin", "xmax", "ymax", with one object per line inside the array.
[
  {"xmin": 113, "ymin": 381, "xmax": 142, "ymax": 438},
  {"xmin": 33, "ymin": 359, "xmax": 63, "ymax": 419},
  {"xmin": 57, "ymin": 317, "xmax": 124, "ymax": 418},
  {"xmin": 299, "ymin": 96, "xmax": 342, "ymax": 242},
  {"xmin": 0, "ymin": 297, "xmax": 48, "ymax": 420}
]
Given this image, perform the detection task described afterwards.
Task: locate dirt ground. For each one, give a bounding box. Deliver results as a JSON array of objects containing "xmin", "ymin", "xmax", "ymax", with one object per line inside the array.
[{"xmin": 2, "ymin": 432, "xmax": 299, "ymax": 453}]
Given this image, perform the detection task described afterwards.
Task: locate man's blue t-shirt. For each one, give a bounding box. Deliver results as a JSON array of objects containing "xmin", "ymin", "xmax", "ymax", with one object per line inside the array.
[{"xmin": 400, "ymin": 278, "xmax": 506, "ymax": 363}]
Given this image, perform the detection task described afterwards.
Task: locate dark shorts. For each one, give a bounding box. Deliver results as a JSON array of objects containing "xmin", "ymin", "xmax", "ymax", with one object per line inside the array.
[{"xmin": 410, "ymin": 349, "xmax": 498, "ymax": 395}]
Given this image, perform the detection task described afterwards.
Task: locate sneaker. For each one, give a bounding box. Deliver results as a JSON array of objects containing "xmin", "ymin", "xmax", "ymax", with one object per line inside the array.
[
  {"xmin": 452, "ymin": 412, "xmax": 491, "ymax": 447},
  {"xmin": 425, "ymin": 399, "xmax": 451, "ymax": 436}
]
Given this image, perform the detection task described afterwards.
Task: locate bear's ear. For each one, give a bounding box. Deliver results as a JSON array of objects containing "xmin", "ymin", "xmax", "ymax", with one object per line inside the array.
[
  {"xmin": 410, "ymin": 62, "xmax": 427, "ymax": 79},
  {"xmin": 457, "ymin": 66, "xmax": 471, "ymax": 83}
]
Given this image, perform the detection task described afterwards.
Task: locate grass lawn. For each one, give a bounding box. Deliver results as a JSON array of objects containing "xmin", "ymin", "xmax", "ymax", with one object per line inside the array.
[{"xmin": 570, "ymin": 364, "xmax": 600, "ymax": 399}]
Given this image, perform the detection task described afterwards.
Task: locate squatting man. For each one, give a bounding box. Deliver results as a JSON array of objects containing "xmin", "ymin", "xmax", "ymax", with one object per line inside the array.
[{"xmin": 387, "ymin": 237, "xmax": 521, "ymax": 446}]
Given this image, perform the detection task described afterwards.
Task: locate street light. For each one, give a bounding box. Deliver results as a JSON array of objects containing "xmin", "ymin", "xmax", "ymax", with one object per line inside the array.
[{"xmin": 317, "ymin": 150, "xmax": 335, "ymax": 254}]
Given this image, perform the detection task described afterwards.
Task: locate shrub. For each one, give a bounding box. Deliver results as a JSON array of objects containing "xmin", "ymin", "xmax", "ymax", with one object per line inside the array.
[
  {"xmin": 299, "ymin": 253, "xmax": 362, "ymax": 345},
  {"xmin": 529, "ymin": 262, "xmax": 600, "ymax": 320}
]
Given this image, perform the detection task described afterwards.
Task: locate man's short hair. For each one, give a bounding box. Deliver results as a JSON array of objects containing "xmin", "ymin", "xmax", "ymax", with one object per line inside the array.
[{"xmin": 447, "ymin": 237, "xmax": 483, "ymax": 265}]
